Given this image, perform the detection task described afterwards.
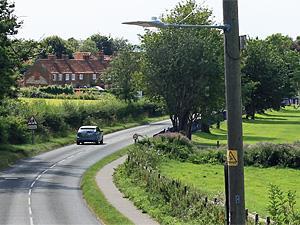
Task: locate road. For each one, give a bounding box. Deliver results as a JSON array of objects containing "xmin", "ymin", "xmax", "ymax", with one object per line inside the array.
[{"xmin": 0, "ymin": 120, "xmax": 170, "ymax": 225}]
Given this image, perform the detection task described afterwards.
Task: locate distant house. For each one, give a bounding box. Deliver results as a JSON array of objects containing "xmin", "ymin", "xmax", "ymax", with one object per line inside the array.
[{"xmin": 23, "ymin": 52, "xmax": 112, "ymax": 88}]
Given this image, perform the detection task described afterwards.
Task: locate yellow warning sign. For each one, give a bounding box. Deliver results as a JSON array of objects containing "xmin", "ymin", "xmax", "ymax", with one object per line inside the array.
[{"xmin": 227, "ymin": 150, "xmax": 238, "ymax": 166}]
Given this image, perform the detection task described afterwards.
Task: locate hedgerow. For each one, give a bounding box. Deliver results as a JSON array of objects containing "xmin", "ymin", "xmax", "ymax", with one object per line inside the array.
[
  {"xmin": 0, "ymin": 97, "xmax": 165, "ymax": 145},
  {"xmin": 116, "ymin": 138, "xmax": 225, "ymax": 224}
]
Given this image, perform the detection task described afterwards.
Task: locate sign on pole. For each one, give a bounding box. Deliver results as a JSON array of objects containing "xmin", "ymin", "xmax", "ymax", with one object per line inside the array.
[
  {"xmin": 27, "ymin": 116, "xmax": 38, "ymax": 144},
  {"xmin": 227, "ymin": 150, "xmax": 238, "ymax": 166},
  {"xmin": 27, "ymin": 116, "xmax": 38, "ymax": 130}
]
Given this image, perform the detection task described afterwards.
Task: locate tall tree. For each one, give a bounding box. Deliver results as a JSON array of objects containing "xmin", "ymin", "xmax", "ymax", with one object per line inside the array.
[
  {"xmin": 66, "ymin": 37, "xmax": 80, "ymax": 53},
  {"xmin": 40, "ymin": 36, "xmax": 73, "ymax": 58},
  {"xmin": 142, "ymin": 0, "xmax": 224, "ymax": 138},
  {"xmin": 0, "ymin": 0, "xmax": 22, "ymax": 100},
  {"xmin": 79, "ymin": 38, "xmax": 98, "ymax": 54},
  {"xmin": 10, "ymin": 38, "xmax": 40, "ymax": 75},
  {"xmin": 241, "ymin": 36, "xmax": 296, "ymax": 119},
  {"xmin": 90, "ymin": 33, "xmax": 114, "ymax": 55},
  {"xmin": 103, "ymin": 46, "xmax": 141, "ymax": 102}
]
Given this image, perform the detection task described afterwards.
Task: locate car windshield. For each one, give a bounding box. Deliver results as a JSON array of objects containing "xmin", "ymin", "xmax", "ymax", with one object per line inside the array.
[{"xmin": 79, "ymin": 128, "xmax": 96, "ymax": 132}]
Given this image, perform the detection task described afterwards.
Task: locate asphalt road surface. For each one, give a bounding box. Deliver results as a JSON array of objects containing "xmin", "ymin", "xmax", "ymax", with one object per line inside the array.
[{"xmin": 0, "ymin": 120, "xmax": 171, "ymax": 225}]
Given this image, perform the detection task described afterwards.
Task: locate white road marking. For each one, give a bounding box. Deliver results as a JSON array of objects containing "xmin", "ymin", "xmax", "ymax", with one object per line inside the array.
[
  {"xmin": 30, "ymin": 181, "xmax": 35, "ymax": 188},
  {"xmin": 50, "ymin": 164, "xmax": 56, "ymax": 169},
  {"xmin": 4, "ymin": 177, "xmax": 19, "ymax": 180},
  {"xmin": 30, "ymin": 216, "xmax": 34, "ymax": 225},
  {"xmin": 26, "ymin": 149, "xmax": 86, "ymax": 225}
]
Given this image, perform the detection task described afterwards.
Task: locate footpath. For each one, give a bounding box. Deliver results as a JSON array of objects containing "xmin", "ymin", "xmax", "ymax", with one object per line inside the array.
[{"xmin": 96, "ymin": 156, "xmax": 160, "ymax": 225}]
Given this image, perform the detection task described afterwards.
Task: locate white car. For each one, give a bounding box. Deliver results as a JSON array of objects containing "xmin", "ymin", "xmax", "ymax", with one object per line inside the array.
[{"xmin": 76, "ymin": 126, "xmax": 103, "ymax": 145}]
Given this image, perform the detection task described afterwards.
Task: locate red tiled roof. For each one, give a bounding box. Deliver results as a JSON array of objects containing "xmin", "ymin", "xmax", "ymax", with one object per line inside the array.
[{"xmin": 37, "ymin": 58, "xmax": 106, "ymax": 74}]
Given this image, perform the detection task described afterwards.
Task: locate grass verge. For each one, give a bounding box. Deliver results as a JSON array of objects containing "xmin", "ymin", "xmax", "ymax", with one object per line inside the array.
[
  {"xmin": 114, "ymin": 163, "xmax": 186, "ymax": 225},
  {"xmin": 81, "ymin": 146, "xmax": 134, "ymax": 225},
  {"xmin": 0, "ymin": 115, "xmax": 168, "ymax": 170}
]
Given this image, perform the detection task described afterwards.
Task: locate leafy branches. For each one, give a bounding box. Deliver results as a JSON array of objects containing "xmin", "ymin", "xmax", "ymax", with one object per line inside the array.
[
  {"xmin": 0, "ymin": 0, "xmax": 22, "ymax": 100},
  {"xmin": 267, "ymin": 184, "xmax": 300, "ymax": 224}
]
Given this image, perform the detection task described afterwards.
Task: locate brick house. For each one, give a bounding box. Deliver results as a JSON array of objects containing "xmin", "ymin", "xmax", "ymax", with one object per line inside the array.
[{"xmin": 23, "ymin": 52, "xmax": 111, "ymax": 88}]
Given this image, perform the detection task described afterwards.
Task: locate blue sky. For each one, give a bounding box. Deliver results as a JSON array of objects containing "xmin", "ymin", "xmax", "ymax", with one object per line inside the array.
[{"xmin": 13, "ymin": 0, "xmax": 300, "ymax": 44}]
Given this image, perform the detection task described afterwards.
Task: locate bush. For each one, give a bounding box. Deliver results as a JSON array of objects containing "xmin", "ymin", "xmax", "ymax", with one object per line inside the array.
[
  {"xmin": 138, "ymin": 133, "xmax": 194, "ymax": 161},
  {"xmin": 244, "ymin": 142, "xmax": 300, "ymax": 168},
  {"xmin": 0, "ymin": 116, "xmax": 29, "ymax": 144},
  {"xmin": 267, "ymin": 184, "xmax": 300, "ymax": 224},
  {"xmin": 189, "ymin": 148, "xmax": 226, "ymax": 164}
]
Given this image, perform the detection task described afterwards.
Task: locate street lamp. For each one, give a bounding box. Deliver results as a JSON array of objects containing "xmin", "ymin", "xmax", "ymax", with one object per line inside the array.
[{"xmin": 123, "ymin": 1, "xmax": 245, "ymax": 224}]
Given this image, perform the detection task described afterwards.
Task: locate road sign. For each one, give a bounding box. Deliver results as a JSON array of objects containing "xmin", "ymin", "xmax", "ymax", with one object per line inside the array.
[
  {"xmin": 227, "ymin": 150, "xmax": 238, "ymax": 166},
  {"xmin": 27, "ymin": 116, "xmax": 38, "ymax": 130}
]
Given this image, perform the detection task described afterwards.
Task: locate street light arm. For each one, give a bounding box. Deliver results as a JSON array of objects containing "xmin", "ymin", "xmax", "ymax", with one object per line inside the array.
[
  {"xmin": 122, "ymin": 20, "xmax": 231, "ymax": 32},
  {"xmin": 122, "ymin": 20, "xmax": 166, "ymax": 28}
]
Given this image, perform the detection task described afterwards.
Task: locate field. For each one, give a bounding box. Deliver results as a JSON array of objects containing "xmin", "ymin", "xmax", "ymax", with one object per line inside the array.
[
  {"xmin": 160, "ymin": 161, "xmax": 300, "ymax": 217},
  {"xmin": 193, "ymin": 107, "xmax": 300, "ymax": 145},
  {"xmin": 163, "ymin": 107, "xmax": 300, "ymax": 217},
  {"xmin": 20, "ymin": 96, "xmax": 120, "ymax": 106}
]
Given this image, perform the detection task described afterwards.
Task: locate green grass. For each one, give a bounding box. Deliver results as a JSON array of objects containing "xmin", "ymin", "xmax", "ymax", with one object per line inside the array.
[
  {"xmin": 193, "ymin": 107, "xmax": 300, "ymax": 146},
  {"xmin": 81, "ymin": 147, "xmax": 134, "ymax": 225},
  {"xmin": 159, "ymin": 160, "xmax": 300, "ymax": 216},
  {"xmin": 0, "ymin": 115, "xmax": 168, "ymax": 170},
  {"xmin": 20, "ymin": 97, "xmax": 118, "ymax": 106}
]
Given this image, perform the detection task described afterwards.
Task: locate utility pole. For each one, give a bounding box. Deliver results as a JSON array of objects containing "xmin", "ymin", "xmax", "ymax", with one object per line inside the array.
[{"xmin": 223, "ymin": 0, "xmax": 245, "ymax": 224}]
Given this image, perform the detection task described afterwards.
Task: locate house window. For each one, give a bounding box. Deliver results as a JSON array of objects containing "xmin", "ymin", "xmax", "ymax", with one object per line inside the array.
[
  {"xmin": 66, "ymin": 74, "xmax": 70, "ymax": 81},
  {"xmin": 92, "ymin": 74, "xmax": 97, "ymax": 80},
  {"xmin": 58, "ymin": 74, "xmax": 62, "ymax": 81},
  {"xmin": 72, "ymin": 74, "xmax": 76, "ymax": 81},
  {"xmin": 79, "ymin": 74, "xmax": 83, "ymax": 80}
]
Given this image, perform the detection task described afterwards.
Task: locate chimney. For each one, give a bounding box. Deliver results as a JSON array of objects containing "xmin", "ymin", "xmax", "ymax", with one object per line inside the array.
[
  {"xmin": 48, "ymin": 54, "xmax": 56, "ymax": 60},
  {"xmin": 97, "ymin": 50, "xmax": 104, "ymax": 62},
  {"xmin": 83, "ymin": 54, "xmax": 90, "ymax": 60}
]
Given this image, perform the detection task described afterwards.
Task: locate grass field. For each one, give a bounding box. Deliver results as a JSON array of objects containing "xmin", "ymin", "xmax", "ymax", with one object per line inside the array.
[
  {"xmin": 162, "ymin": 107, "xmax": 300, "ymax": 217},
  {"xmin": 20, "ymin": 96, "xmax": 120, "ymax": 106},
  {"xmin": 160, "ymin": 160, "xmax": 300, "ymax": 217},
  {"xmin": 193, "ymin": 107, "xmax": 300, "ymax": 145}
]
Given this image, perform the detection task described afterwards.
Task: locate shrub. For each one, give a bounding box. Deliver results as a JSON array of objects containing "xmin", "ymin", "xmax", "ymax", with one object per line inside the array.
[
  {"xmin": 0, "ymin": 116, "xmax": 29, "ymax": 144},
  {"xmin": 189, "ymin": 148, "xmax": 226, "ymax": 164},
  {"xmin": 138, "ymin": 133, "xmax": 194, "ymax": 161},
  {"xmin": 43, "ymin": 112, "xmax": 69, "ymax": 134},
  {"xmin": 244, "ymin": 142, "xmax": 300, "ymax": 168},
  {"xmin": 267, "ymin": 184, "xmax": 300, "ymax": 224}
]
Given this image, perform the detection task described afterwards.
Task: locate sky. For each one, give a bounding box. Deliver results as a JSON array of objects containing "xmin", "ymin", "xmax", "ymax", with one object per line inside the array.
[{"xmin": 12, "ymin": 0, "xmax": 300, "ymax": 44}]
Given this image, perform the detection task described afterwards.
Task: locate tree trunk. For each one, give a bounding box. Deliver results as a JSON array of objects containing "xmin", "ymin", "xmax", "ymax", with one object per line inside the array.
[
  {"xmin": 200, "ymin": 122, "xmax": 211, "ymax": 133},
  {"xmin": 216, "ymin": 121, "xmax": 220, "ymax": 129},
  {"xmin": 170, "ymin": 113, "xmax": 193, "ymax": 140}
]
